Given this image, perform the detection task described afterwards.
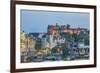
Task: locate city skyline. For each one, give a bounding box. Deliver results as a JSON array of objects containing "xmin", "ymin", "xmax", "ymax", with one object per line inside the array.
[{"xmin": 21, "ymin": 10, "xmax": 90, "ymax": 33}]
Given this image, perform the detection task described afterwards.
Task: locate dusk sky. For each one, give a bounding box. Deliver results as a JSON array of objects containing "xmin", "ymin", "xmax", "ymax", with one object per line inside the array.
[{"xmin": 21, "ymin": 10, "xmax": 90, "ymax": 33}]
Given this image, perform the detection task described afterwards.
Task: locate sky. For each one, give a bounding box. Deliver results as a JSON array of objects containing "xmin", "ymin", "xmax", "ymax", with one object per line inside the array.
[{"xmin": 21, "ymin": 10, "xmax": 90, "ymax": 33}]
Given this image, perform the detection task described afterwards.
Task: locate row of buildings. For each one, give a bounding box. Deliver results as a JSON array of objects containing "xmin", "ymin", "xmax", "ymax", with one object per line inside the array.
[{"xmin": 20, "ymin": 24, "xmax": 89, "ymax": 62}]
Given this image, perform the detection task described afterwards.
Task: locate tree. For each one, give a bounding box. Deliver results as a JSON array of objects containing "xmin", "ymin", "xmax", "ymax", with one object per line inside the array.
[
  {"xmin": 72, "ymin": 33, "xmax": 79, "ymax": 43},
  {"xmin": 61, "ymin": 43, "xmax": 69, "ymax": 59},
  {"xmin": 52, "ymin": 46, "xmax": 59, "ymax": 53},
  {"xmin": 60, "ymin": 32, "xmax": 72, "ymax": 42},
  {"xmin": 78, "ymin": 30, "xmax": 89, "ymax": 45}
]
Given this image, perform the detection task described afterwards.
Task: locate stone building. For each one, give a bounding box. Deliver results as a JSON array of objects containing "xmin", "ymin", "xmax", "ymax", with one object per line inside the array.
[{"xmin": 20, "ymin": 31, "xmax": 36, "ymax": 62}]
